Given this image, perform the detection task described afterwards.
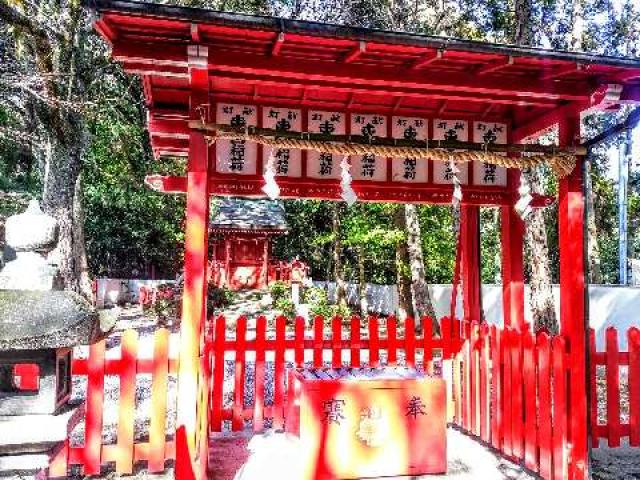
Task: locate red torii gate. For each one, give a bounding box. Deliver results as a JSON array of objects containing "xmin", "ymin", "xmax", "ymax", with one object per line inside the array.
[{"xmin": 89, "ymin": 1, "xmax": 640, "ymax": 477}]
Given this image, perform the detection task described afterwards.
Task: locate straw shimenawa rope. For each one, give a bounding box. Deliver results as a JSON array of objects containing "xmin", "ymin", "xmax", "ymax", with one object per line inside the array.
[{"xmin": 191, "ymin": 120, "xmax": 579, "ymax": 178}]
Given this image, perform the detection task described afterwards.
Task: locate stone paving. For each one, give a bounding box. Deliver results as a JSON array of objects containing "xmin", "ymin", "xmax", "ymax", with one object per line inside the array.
[{"xmin": 208, "ymin": 428, "xmax": 536, "ymax": 480}]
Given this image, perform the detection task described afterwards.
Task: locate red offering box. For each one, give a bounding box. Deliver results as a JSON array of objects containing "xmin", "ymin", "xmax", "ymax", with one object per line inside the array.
[{"xmin": 287, "ymin": 367, "xmax": 447, "ymax": 479}]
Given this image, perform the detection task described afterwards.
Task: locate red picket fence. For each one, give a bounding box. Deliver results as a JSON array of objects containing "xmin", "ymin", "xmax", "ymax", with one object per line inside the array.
[
  {"xmin": 49, "ymin": 328, "xmax": 178, "ymax": 477},
  {"xmin": 590, "ymin": 326, "xmax": 640, "ymax": 448},
  {"xmin": 450, "ymin": 323, "xmax": 572, "ymax": 480},
  {"xmin": 206, "ymin": 314, "xmax": 464, "ymax": 432}
]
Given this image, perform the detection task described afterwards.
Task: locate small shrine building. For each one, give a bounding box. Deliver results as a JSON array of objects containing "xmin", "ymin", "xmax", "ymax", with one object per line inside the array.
[{"xmin": 209, "ymin": 198, "xmax": 288, "ymax": 290}]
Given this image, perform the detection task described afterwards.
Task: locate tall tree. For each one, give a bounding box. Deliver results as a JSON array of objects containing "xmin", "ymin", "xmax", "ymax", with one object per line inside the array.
[
  {"xmin": 512, "ymin": 1, "xmax": 560, "ymax": 333},
  {"xmin": 332, "ymin": 203, "xmax": 347, "ymax": 306},
  {"xmin": 394, "ymin": 208, "xmax": 415, "ymax": 320},
  {"xmin": 0, "ymin": 0, "xmax": 100, "ymax": 297},
  {"xmin": 404, "ymin": 204, "xmax": 436, "ymax": 323}
]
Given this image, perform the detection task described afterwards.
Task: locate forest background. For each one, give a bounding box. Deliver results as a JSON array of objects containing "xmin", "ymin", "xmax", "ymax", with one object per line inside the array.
[{"xmin": 1, "ymin": 0, "xmax": 639, "ymax": 329}]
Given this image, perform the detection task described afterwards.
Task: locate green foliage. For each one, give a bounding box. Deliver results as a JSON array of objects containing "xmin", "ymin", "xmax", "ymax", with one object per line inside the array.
[
  {"xmin": 304, "ymin": 286, "xmax": 351, "ymax": 320},
  {"xmin": 83, "ymin": 73, "xmax": 186, "ymax": 279},
  {"xmin": 302, "ymin": 285, "xmax": 328, "ymax": 305},
  {"xmin": 208, "ymin": 286, "xmax": 236, "ymax": 311},
  {"xmin": 274, "ymin": 296, "xmax": 296, "ymax": 319},
  {"xmin": 418, "ymin": 206, "xmax": 456, "ymax": 284},
  {"xmin": 144, "ymin": 283, "xmax": 181, "ymax": 325},
  {"xmin": 269, "ymin": 280, "xmax": 290, "ymax": 304}
]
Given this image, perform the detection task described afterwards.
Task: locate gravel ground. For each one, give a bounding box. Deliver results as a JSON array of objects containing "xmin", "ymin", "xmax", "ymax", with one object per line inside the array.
[{"xmin": 68, "ymin": 294, "xmax": 640, "ymax": 479}]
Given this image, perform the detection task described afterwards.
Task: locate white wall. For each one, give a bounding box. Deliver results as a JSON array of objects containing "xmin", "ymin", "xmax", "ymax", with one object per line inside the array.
[
  {"xmin": 95, "ymin": 278, "xmax": 174, "ymax": 308},
  {"xmin": 313, "ymin": 281, "xmax": 640, "ymax": 350},
  {"xmin": 96, "ymin": 278, "xmax": 640, "ymax": 350}
]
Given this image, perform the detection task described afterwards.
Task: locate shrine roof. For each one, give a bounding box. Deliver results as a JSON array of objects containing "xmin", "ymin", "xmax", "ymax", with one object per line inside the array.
[
  {"xmin": 89, "ymin": 0, "xmax": 640, "ymax": 157},
  {"xmin": 211, "ymin": 198, "xmax": 288, "ymax": 233}
]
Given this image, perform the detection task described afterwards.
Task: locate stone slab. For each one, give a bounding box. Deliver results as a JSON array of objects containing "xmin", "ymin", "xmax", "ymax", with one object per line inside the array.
[
  {"xmin": 0, "ymin": 404, "xmax": 81, "ymax": 454},
  {"xmin": 0, "ymin": 452, "xmax": 48, "ymax": 477},
  {"xmin": 0, "ymin": 291, "xmax": 100, "ymax": 349}
]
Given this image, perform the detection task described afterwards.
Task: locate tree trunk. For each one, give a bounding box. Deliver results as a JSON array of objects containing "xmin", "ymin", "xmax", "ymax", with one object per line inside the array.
[
  {"xmin": 394, "ymin": 208, "xmax": 414, "ymax": 321},
  {"xmin": 585, "ymin": 160, "xmax": 602, "ymax": 283},
  {"xmin": 514, "ymin": 0, "xmax": 534, "ymax": 45},
  {"xmin": 332, "ymin": 203, "xmax": 347, "ymax": 306},
  {"xmin": 523, "ymin": 169, "xmax": 558, "ymax": 334},
  {"xmin": 404, "ymin": 204, "xmax": 437, "ymax": 331},
  {"xmin": 42, "ymin": 123, "xmax": 87, "ymax": 295},
  {"xmin": 514, "ymin": 1, "xmax": 559, "ymax": 333},
  {"xmin": 73, "ymin": 173, "xmax": 94, "ymax": 299},
  {"xmin": 357, "ymin": 246, "xmax": 368, "ymax": 315}
]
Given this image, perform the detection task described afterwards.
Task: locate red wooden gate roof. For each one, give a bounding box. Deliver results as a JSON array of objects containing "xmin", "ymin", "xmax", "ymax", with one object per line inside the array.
[{"xmin": 90, "ymin": 0, "xmax": 640, "ymax": 158}]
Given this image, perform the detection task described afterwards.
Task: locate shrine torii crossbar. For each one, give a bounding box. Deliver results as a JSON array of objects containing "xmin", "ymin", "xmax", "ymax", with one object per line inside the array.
[{"xmin": 88, "ymin": 0, "xmax": 640, "ymax": 477}]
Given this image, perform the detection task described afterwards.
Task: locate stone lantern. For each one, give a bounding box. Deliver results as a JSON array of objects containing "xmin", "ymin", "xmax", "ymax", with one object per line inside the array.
[{"xmin": 0, "ymin": 201, "xmax": 103, "ymax": 477}]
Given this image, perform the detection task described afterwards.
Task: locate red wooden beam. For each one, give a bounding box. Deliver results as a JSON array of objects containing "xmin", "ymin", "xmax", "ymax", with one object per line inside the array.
[
  {"xmin": 512, "ymin": 100, "xmax": 589, "ymax": 142},
  {"xmin": 142, "ymin": 76, "xmax": 154, "ymax": 107},
  {"xmin": 148, "ymin": 116, "xmax": 190, "ymax": 138},
  {"xmin": 206, "ymin": 72, "xmax": 560, "ymax": 108},
  {"xmin": 271, "ymin": 32, "xmax": 285, "ymax": 56},
  {"xmin": 94, "ymin": 18, "xmax": 117, "ymax": 45},
  {"xmin": 145, "ymin": 174, "xmax": 555, "ymax": 206},
  {"xmin": 476, "ymin": 56, "xmax": 513, "ymax": 76},
  {"xmin": 344, "ymin": 41, "xmax": 366, "ymax": 63},
  {"xmin": 112, "ymin": 43, "xmax": 592, "ymax": 102},
  {"xmin": 410, "ymin": 49, "xmax": 443, "ymax": 69},
  {"xmin": 540, "ymin": 62, "xmax": 587, "ymax": 81}
]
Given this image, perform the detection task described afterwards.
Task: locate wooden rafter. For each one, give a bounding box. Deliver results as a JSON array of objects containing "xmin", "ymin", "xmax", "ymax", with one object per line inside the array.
[
  {"xmin": 476, "ymin": 56, "xmax": 513, "ymax": 76},
  {"xmin": 344, "ymin": 41, "xmax": 366, "ymax": 63}
]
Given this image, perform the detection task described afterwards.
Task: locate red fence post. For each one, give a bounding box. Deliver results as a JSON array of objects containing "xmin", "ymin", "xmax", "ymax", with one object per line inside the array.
[
  {"xmin": 629, "ymin": 327, "xmax": 640, "ymax": 446},
  {"xmin": 313, "ymin": 316, "xmax": 324, "ymax": 368},
  {"xmin": 502, "ymin": 328, "xmax": 513, "ymax": 457},
  {"xmin": 405, "ymin": 317, "xmax": 416, "ymax": 368},
  {"xmin": 84, "ymin": 338, "xmax": 106, "ymax": 476},
  {"xmin": 253, "ymin": 316, "xmax": 267, "ymax": 432},
  {"xmin": 273, "ymin": 315, "xmax": 286, "ymax": 430},
  {"xmin": 149, "ymin": 328, "xmax": 170, "ymax": 472},
  {"xmin": 606, "ymin": 327, "xmax": 621, "ymax": 447},
  {"xmin": 479, "ymin": 323, "xmax": 489, "ymax": 443},
  {"xmin": 369, "ymin": 316, "xmax": 380, "ymax": 367},
  {"xmin": 423, "ymin": 316, "xmax": 433, "ymax": 372},
  {"xmin": 522, "ymin": 329, "xmax": 537, "ymax": 472},
  {"xmin": 589, "ymin": 328, "xmax": 598, "ymax": 448},
  {"xmin": 537, "ymin": 332, "xmax": 552, "ymax": 480},
  {"xmin": 510, "ymin": 328, "xmax": 523, "ymax": 461},
  {"xmin": 295, "ymin": 316, "xmax": 305, "ymax": 368},
  {"xmin": 387, "ymin": 316, "xmax": 398, "ymax": 366},
  {"xmin": 210, "ymin": 315, "xmax": 226, "ymax": 432},
  {"xmin": 332, "ymin": 317, "xmax": 342, "ymax": 368},
  {"xmin": 232, "ymin": 316, "xmax": 247, "ymax": 431},
  {"xmin": 116, "ymin": 330, "xmax": 138, "ymax": 474},
  {"xmin": 490, "ymin": 325, "xmax": 502, "ymax": 451},
  {"xmin": 350, "ymin": 316, "xmax": 361, "ymax": 368},
  {"xmin": 552, "ymin": 336, "xmax": 567, "ymax": 480}
]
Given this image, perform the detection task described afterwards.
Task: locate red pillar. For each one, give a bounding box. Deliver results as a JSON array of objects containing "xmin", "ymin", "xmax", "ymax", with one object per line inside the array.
[
  {"xmin": 558, "ymin": 115, "xmax": 589, "ymax": 480},
  {"xmin": 176, "ymin": 45, "xmax": 210, "ymax": 479},
  {"xmin": 501, "ymin": 169, "xmax": 526, "ymax": 331},
  {"xmin": 460, "ymin": 205, "xmax": 482, "ymax": 327}
]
